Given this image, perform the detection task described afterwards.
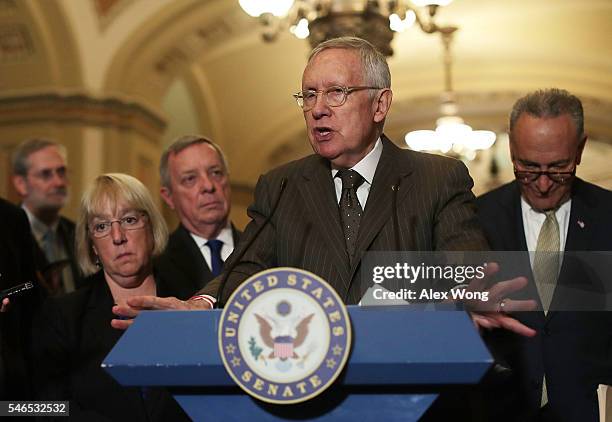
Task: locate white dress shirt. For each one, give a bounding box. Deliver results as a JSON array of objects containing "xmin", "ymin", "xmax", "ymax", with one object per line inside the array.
[
  {"xmin": 190, "ymin": 225, "xmax": 235, "ymax": 271},
  {"xmin": 521, "ymin": 197, "xmax": 571, "ymax": 267},
  {"xmin": 331, "ymin": 137, "xmax": 382, "ymax": 208}
]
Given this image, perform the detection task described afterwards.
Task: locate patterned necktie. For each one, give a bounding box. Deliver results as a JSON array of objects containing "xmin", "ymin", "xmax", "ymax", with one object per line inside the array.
[
  {"xmin": 206, "ymin": 239, "xmax": 224, "ymax": 277},
  {"xmin": 532, "ymin": 210, "xmax": 560, "ymax": 408},
  {"xmin": 336, "ymin": 169, "xmax": 365, "ymax": 261},
  {"xmin": 533, "ymin": 210, "xmax": 560, "ymax": 313}
]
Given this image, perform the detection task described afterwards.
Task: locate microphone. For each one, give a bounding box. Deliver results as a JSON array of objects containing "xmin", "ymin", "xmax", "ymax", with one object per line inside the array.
[{"xmin": 216, "ymin": 177, "xmax": 288, "ymax": 307}]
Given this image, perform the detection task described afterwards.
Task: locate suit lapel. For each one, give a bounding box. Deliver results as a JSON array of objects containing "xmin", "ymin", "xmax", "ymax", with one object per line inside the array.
[
  {"xmin": 171, "ymin": 225, "xmax": 213, "ymax": 284},
  {"xmin": 512, "ymin": 182, "xmax": 595, "ymax": 324},
  {"xmin": 547, "ymin": 179, "xmax": 594, "ymax": 322},
  {"xmin": 231, "ymin": 225, "xmax": 242, "ymax": 248},
  {"xmin": 496, "ymin": 184, "xmax": 546, "ymax": 325},
  {"xmin": 86, "ymin": 273, "xmax": 122, "ymax": 350},
  {"xmin": 298, "ymin": 156, "xmax": 351, "ymax": 288},
  {"xmin": 58, "ymin": 218, "xmax": 81, "ymax": 287},
  {"xmin": 564, "ymin": 179, "xmax": 591, "ymax": 252},
  {"xmin": 349, "ymin": 137, "xmax": 413, "ymax": 280},
  {"xmin": 498, "ymin": 182, "xmax": 528, "ymax": 251}
]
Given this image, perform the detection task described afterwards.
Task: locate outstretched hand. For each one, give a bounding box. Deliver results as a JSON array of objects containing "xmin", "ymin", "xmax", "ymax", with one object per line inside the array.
[
  {"xmin": 464, "ymin": 262, "xmax": 537, "ymax": 337},
  {"xmin": 111, "ymin": 295, "xmax": 212, "ymax": 330}
]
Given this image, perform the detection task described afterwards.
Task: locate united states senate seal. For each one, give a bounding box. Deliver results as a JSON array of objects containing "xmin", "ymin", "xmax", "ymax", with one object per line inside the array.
[{"xmin": 218, "ymin": 267, "xmax": 352, "ymax": 404}]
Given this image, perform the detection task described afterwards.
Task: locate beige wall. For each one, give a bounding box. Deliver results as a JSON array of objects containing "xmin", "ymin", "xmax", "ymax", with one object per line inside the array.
[{"xmin": 0, "ymin": 93, "xmax": 166, "ymax": 222}]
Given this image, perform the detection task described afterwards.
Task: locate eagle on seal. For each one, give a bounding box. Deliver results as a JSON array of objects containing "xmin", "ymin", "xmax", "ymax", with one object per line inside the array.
[{"xmin": 255, "ymin": 313, "xmax": 314, "ymax": 360}]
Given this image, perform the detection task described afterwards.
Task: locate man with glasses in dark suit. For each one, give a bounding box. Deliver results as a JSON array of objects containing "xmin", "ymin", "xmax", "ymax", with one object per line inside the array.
[
  {"xmin": 477, "ymin": 88, "xmax": 612, "ymax": 422},
  {"xmin": 12, "ymin": 138, "xmax": 81, "ymax": 296}
]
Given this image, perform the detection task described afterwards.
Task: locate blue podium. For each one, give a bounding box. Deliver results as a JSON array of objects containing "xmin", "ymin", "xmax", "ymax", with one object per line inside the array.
[{"xmin": 103, "ymin": 306, "xmax": 492, "ymax": 421}]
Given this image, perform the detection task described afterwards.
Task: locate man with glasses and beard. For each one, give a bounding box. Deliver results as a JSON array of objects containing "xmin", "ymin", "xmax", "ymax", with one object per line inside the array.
[
  {"xmin": 12, "ymin": 138, "xmax": 82, "ymax": 296},
  {"xmin": 477, "ymin": 88, "xmax": 612, "ymax": 422}
]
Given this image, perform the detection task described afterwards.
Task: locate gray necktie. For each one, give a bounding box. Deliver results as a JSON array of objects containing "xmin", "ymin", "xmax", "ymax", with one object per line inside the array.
[
  {"xmin": 336, "ymin": 169, "xmax": 364, "ymax": 261},
  {"xmin": 42, "ymin": 229, "xmax": 57, "ymax": 263},
  {"xmin": 532, "ymin": 210, "xmax": 560, "ymax": 408}
]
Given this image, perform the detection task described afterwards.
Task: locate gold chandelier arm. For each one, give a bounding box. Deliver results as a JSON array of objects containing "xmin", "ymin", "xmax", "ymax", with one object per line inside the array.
[
  {"xmin": 242, "ymin": 0, "xmax": 460, "ymax": 57},
  {"xmin": 441, "ymin": 29, "xmax": 457, "ymax": 94}
]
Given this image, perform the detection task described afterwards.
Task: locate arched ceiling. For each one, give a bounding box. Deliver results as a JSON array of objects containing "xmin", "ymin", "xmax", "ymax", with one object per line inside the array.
[
  {"xmin": 2, "ymin": 0, "xmax": 612, "ymax": 187},
  {"xmin": 0, "ymin": 0, "xmax": 82, "ymax": 91}
]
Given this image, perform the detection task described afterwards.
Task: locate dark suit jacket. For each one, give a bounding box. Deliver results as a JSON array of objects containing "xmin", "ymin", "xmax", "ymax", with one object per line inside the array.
[
  {"xmin": 155, "ymin": 224, "xmax": 241, "ymax": 300},
  {"xmin": 31, "ymin": 270, "xmax": 189, "ymax": 422},
  {"xmin": 202, "ymin": 136, "xmax": 487, "ymax": 304},
  {"xmin": 476, "ymin": 178, "xmax": 612, "ymax": 422},
  {"xmin": 33, "ymin": 215, "xmax": 84, "ymax": 294},
  {"xmin": 0, "ymin": 198, "xmax": 41, "ymax": 400}
]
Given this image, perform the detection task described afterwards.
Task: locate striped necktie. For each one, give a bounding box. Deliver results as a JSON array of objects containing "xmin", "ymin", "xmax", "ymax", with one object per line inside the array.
[
  {"xmin": 533, "ymin": 210, "xmax": 560, "ymax": 313},
  {"xmin": 532, "ymin": 210, "xmax": 560, "ymax": 408}
]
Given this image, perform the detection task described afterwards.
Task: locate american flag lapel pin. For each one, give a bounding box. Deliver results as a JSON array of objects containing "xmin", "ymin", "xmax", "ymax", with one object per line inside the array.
[{"xmin": 577, "ymin": 219, "xmax": 585, "ymax": 229}]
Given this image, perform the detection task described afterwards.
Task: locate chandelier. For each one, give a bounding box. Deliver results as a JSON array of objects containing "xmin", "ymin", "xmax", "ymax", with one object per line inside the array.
[
  {"xmin": 238, "ymin": 0, "xmax": 455, "ymax": 56},
  {"xmin": 404, "ymin": 29, "xmax": 496, "ymax": 160}
]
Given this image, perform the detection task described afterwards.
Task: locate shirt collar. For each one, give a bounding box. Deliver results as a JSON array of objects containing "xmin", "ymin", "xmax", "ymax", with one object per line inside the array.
[
  {"xmin": 21, "ymin": 204, "xmax": 59, "ymax": 241},
  {"xmin": 331, "ymin": 137, "xmax": 382, "ymax": 185},
  {"xmin": 521, "ymin": 196, "xmax": 572, "ymax": 220},
  {"xmin": 190, "ymin": 223, "xmax": 234, "ymax": 249}
]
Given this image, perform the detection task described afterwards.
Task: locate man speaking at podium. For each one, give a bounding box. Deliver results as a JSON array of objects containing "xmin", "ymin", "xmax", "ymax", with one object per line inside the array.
[{"xmin": 113, "ymin": 37, "xmax": 534, "ymax": 337}]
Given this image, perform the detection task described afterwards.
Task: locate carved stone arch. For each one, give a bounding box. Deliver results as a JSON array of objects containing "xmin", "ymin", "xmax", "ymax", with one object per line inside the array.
[
  {"xmin": 101, "ymin": 0, "xmax": 254, "ymax": 162},
  {"xmin": 102, "ymin": 0, "xmax": 251, "ymax": 108},
  {"xmin": 0, "ymin": 0, "xmax": 85, "ymax": 205},
  {"xmin": 0, "ymin": 0, "xmax": 82, "ymax": 90},
  {"xmin": 101, "ymin": 0, "xmax": 265, "ymax": 226}
]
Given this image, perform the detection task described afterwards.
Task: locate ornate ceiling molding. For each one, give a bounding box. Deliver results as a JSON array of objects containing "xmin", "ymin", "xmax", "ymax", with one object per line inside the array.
[
  {"xmin": 94, "ymin": 0, "xmax": 133, "ymax": 31},
  {"xmin": 152, "ymin": 11, "xmax": 241, "ymax": 76},
  {"xmin": 0, "ymin": 92, "xmax": 166, "ymax": 142},
  {"xmin": 0, "ymin": 23, "xmax": 34, "ymax": 62},
  {"xmin": 103, "ymin": 0, "xmax": 251, "ymax": 104}
]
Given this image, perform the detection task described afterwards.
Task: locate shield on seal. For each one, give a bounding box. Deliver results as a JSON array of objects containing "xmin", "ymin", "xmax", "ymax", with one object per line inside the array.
[{"xmin": 273, "ymin": 336, "xmax": 294, "ymax": 359}]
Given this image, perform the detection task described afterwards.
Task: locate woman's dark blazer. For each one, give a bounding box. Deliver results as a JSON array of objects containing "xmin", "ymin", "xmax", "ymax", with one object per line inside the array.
[{"xmin": 31, "ymin": 270, "xmax": 190, "ymax": 421}]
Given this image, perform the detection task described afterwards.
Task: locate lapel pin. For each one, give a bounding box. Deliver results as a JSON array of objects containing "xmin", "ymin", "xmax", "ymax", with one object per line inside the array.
[{"xmin": 577, "ymin": 220, "xmax": 585, "ymax": 229}]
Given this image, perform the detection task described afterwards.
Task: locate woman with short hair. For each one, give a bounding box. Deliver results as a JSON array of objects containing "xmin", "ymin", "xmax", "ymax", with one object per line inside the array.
[{"xmin": 32, "ymin": 173, "xmax": 188, "ymax": 421}]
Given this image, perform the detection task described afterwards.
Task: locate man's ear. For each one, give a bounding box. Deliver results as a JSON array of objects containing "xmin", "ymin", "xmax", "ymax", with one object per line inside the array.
[
  {"xmin": 575, "ymin": 134, "xmax": 587, "ymax": 165},
  {"xmin": 160, "ymin": 186, "xmax": 175, "ymax": 210},
  {"xmin": 12, "ymin": 175, "xmax": 28, "ymax": 197},
  {"xmin": 373, "ymin": 89, "xmax": 393, "ymax": 123}
]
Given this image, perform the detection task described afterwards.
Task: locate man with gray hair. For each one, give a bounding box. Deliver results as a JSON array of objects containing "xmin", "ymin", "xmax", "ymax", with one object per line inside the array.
[
  {"xmin": 114, "ymin": 39, "xmax": 541, "ymax": 421},
  {"xmin": 155, "ymin": 135, "xmax": 240, "ymax": 301},
  {"xmin": 477, "ymin": 88, "xmax": 612, "ymax": 421},
  {"xmin": 11, "ymin": 138, "xmax": 81, "ymax": 296},
  {"xmin": 116, "ymin": 37, "xmax": 535, "ymax": 339}
]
